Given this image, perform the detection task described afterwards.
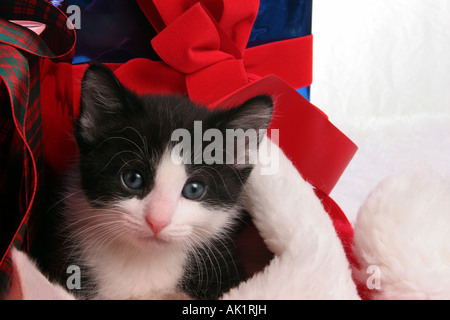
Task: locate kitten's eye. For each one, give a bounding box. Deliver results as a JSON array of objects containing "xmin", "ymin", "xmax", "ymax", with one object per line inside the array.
[
  {"xmin": 122, "ymin": 170, "xmax": 144, "ymax": 190},
  {"xmin": 182, "ymin": 182, "xmax": 205, "ymax": 200}
]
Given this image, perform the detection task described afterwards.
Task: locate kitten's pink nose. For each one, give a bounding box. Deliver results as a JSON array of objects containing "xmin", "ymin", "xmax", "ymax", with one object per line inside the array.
[{"xmin": 145, "ymin": 215, "xmax": 169, "ymax": 235}]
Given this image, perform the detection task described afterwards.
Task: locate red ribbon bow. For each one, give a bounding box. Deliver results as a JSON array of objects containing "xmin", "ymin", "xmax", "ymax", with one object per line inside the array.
[{"xmin": 134, "ymin": 0, "xmax": 313, "ymax": 106}]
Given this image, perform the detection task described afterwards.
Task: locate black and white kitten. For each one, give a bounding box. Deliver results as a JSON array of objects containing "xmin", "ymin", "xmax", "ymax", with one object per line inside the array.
[{"xmin": 60, "ymin": 64, "xmax": 273, "ymax": 300}]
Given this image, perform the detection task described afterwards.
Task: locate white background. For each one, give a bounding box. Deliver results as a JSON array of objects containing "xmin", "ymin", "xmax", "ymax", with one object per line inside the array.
[{"xmin": 311, "ymin": 0, "xmax": 450, "ymax": 223}]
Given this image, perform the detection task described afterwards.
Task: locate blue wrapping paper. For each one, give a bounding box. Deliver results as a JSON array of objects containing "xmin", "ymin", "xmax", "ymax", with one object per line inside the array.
[{"xmin": 249, "ymin": 0, "xmax": 312, "ymax": 100}]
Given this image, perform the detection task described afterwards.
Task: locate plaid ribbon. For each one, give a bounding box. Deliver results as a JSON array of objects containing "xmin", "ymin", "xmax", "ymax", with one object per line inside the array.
[{"xmin": 0, "ymin": 0, "xmax": 75, "ymax": 295}]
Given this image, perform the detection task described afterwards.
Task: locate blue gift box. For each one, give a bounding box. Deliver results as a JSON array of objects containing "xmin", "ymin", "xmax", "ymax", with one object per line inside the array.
[
  {"xmin": 62, "ymin": 0, "xmax": 312, "ymax": 100},
  {"xmin": 249, "ymin": 0, "xmax": 312, "ymax": 100}
]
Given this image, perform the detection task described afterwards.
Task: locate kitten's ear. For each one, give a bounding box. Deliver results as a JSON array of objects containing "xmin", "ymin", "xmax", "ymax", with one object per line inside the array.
[
  {"xmin": 223, "ymin": 95, "xmax": 273, "ymax": 135},
  {"xmin": 4, "ymin": 249, "xmax": 76, "ymax": 300},
  {"xmin": 219, "ymin": 95, "xmax": 273, "ymax": 166},
  {"xmin": 77, "ymin": 63, "xmax": 128, "ymax": 143}
]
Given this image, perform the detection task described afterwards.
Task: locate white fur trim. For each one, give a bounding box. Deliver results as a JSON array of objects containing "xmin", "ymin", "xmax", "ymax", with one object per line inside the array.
[
  {"xmin": 6, "ymin": 249, "xmax": 75, "ymax": 300},
  {"xmin": 222, "ymin": 136, "xmax": 360, "ymax": 299},
  {"xmin": 353, "ymin": 169, "xmax": 450, "ymax": 299}
]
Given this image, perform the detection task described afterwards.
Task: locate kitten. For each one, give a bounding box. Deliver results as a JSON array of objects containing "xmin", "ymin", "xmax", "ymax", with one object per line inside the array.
[{"xmin": 58, "ymin": 64, "xmax": 273, "ymax": 300}]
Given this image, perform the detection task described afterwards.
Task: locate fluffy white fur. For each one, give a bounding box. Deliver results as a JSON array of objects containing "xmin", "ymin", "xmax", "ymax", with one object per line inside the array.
[
  {"xmin": 5, "ymin": 249, "xmax": 75, "ymax": 300},
  {"xmin": 6, "ymin": 135, "xmax": 450, "ymax": 300},
  {"xmin": 353, "ymin": 169, "xmax": 450, "ymax": 300}
]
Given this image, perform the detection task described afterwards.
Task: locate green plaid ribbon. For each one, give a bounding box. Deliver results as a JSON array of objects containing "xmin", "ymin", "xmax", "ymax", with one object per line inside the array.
[{"xmin": 0, "ymin": 0, "xmax": 75, "ymax": 295}]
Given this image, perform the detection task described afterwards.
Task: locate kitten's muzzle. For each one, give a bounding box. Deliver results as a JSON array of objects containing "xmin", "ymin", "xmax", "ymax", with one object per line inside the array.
[{"xmin": 145, "ymin": 215, "xmax": 169, "ymax": 235}]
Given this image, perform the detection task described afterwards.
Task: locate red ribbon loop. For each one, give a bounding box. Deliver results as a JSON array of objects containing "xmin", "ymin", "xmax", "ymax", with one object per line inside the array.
[{"xmin": 152, "ymin": 3, "xmax": 241, "ymax": 74}]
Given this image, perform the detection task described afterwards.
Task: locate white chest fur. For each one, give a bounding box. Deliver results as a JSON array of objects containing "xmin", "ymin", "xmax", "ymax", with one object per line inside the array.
[{"xmin": 88, "ymin": 244, "xmax": 189, "ymax": 300}]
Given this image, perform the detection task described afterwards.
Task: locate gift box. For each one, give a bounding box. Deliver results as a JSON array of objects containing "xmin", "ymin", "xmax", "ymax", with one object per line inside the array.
[
  {"xmin": 64, "ymin": 0, "xmax": 312, "ymax": 99},
  {"xmin": 0, "ymin": 0, "xmax": 357, "ymax": 297}
]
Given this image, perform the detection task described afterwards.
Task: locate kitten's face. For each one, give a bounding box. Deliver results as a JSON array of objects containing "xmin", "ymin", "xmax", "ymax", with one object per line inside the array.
[
  {"xmin": 74, "ymin": 64, "xmax": 273, "ymax": 249},
  {"xmin": 105, "ymin": 152, "xmax": 235, "ymax": 248}
]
